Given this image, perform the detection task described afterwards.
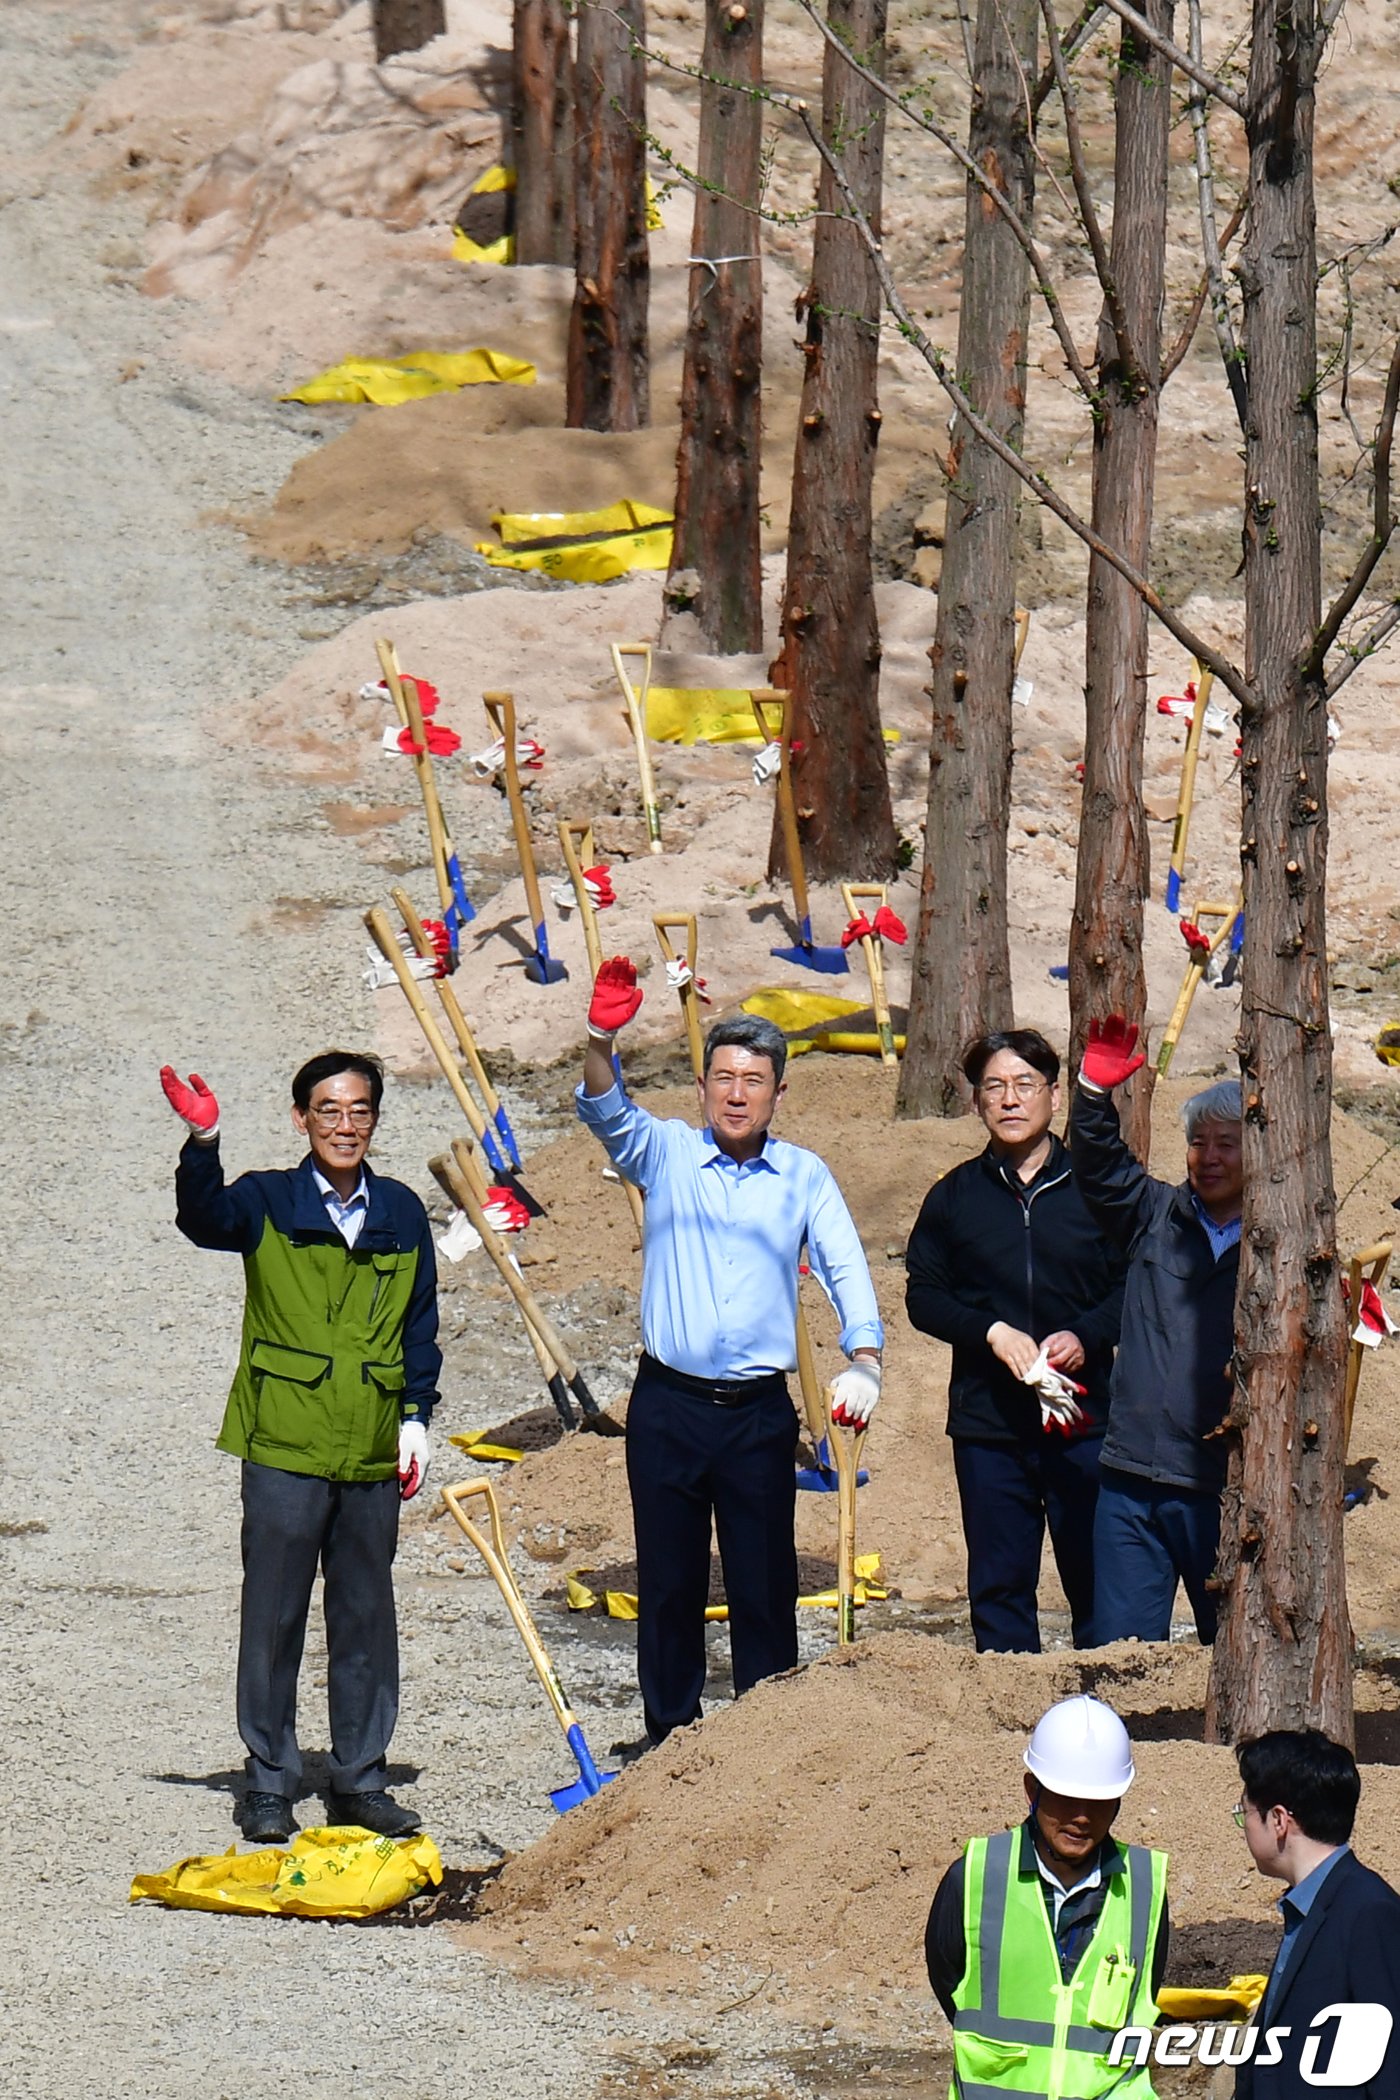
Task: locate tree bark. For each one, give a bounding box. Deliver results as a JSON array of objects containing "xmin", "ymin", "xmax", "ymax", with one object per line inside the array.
[
  {"xmin": 1066, "ymin": 2, "xmax": 1173, "ymax": 1164},
  {"xmin": 373, "ymin": 0, "xmax": 445, "ymax": 61},
  {"xmin": 1205, "ymin": 0, "xmax": 1353, "ymax": 1747},
  {"xmin": 896, "ymin": 0, "xmax": 1035, "ymax": 1118},
  {"xmin": 512, "ymin": 0, "xmax": 574, "ymax": 267},
  {"xmin": 767, "ymin": 0, "xmax": 896, "ymax": 881},
  {"xmin": 666, "ymin": 0, "xmax": 764, "ymax": 652},
  {"xmin": 567, "ymin": 0, "xmax": 650, "ymax": 431}
]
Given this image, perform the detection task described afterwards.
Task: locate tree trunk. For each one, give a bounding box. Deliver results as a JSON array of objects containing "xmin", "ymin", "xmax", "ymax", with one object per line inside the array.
[
  {"xmin": 665, "ymin": 0, "xmax": 764, "ymax": 652},
  {"xmin": 373, "ymin": 0, "xmax": 445, "ymax": 61},
  {"xmin": 896, "ymin": 0, "xmax": 1035, "ymax": 1118},
  {"xmin": 1066, "ymin": 2, "xmax": 1173, "ymax": 1164},
  {"xmin": 512, "ymin": 0, "xmax": 574, "ymax": 267},
  {"xmin": 767, "ymin": 0, "xmax": 896, "ymax": 881},
  {"xmin": 567, "ymin": 0, "xmax": 649, "ymax": 431},
  {"xmin": 1205, "ymin": 0, "xmax": 1352, "ymax": 1746}
]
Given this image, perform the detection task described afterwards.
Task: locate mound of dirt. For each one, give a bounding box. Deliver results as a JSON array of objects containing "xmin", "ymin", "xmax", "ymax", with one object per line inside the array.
[{"xmin": 468, "ymin": 1633, "xmax": 1400, "ymax": 2032}]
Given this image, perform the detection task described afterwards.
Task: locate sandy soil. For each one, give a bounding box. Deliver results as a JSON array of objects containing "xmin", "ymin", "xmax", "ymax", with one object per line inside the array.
[{"xmin": 8, "ymin": 0, "xmax": 1400, "ymax": 2095}]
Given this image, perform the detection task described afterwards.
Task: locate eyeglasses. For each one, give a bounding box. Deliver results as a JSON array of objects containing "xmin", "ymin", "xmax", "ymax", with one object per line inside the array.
[
  {"xmin": 1231, "ymin": 1800, "xmax": 1247, "ymax": 1828},
  {"xmin": 306, "ymin": 1103, "xmax": 376, "ymax": 1130},
  {"xmin": 978, "ymin": 1076, "xmax": 1048, "ymax": 1101}
]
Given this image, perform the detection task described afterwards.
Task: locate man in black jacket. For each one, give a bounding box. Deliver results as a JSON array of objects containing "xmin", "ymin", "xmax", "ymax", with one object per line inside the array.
[
  {"xmin": 906, "ymin": 1030, "xmax": 1125, "ymax": 1652},
  {"xmin": 1071, "ymin": 1016, "xmax": 1239, "ymax": 1645},
  {"xmin": 1235, "ymin": 1729, "xmax": 1400, "ymax": 2099}
]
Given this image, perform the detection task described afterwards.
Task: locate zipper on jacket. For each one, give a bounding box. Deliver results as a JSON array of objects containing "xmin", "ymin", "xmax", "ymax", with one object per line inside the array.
[{"xmin": 1005, "ymin": 1164, "xmax": 1070, "ymax": 1338}]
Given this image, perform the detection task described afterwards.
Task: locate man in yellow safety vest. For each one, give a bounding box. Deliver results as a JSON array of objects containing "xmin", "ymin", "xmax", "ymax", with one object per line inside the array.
[{"xmin": 925, "ymin": 1696, "xmax": 1169, "ymax": 2099}]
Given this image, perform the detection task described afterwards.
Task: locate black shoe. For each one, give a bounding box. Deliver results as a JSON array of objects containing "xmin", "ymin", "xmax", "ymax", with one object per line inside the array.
[
  {"xmin": 325, "ymin": 1789, "xmax": 422, "ymax": 1837},
  {"xmin": 239, "ymin": 1791, "xmax": 296, "ymax": 1844},
  {"xmin": 608, "ymin": 1735, "xmax": 653, "ymax": 1766}
]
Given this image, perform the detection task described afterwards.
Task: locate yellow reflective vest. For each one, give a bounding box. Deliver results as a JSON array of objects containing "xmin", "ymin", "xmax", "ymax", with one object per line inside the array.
[{"xmin": 951, "ymin": 1829, "xmax": 1167, "ymax": 2100}]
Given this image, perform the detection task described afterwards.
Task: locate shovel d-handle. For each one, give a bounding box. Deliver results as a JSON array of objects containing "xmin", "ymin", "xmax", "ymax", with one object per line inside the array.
[
  {"xmin": 653, "ymin": 912, "xmax": 705, "ymax": 1082},
  {"xmin": 751, "ymin": 687, "xmax": 813, "ymax": 931},
  {"xmin": 827, "ymin": 1388, "xmax": 868, "ymax": 1648},
  {"xmin": 795, "ymin": 1295, "xmax": 826, "ymax": 1449},
  {"xmin": 1345, "ymin": 1239, "xmax": 1394, "ymax": 1452},
  {"xmin": 377, "ymin": 637, "xmax": 455, "ymax": 926},
  {"xmin": 365, "ymin": 906, "xmax": 493, "ymax": 1146},
  {"xmin": 558, "ymin": 818, "xmax": 605, "ymax": 979},
  {"xmin": 1013, "ymin": 605, "xmax": 1031, "ymax": 672},
  {"xmin": 611, "ymin": 642, "xmax": 663, "ymax": 854},
  {"xmin": 1155, "ymin": 896, "xmax": 1239, "ymax": 1077},
  {"xmin": 442, "ymin": 1480, "xmax": 578, "ymax": 1732},
  {"xmin": 840, "ymin": 883, "xmax": 898, "ymax": 1066}
]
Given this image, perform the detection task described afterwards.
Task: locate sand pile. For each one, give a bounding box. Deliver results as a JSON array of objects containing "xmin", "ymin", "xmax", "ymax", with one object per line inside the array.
[{"xmin": 467, "ymin": 1631, "xmax": 1400, "ymax": 2031}]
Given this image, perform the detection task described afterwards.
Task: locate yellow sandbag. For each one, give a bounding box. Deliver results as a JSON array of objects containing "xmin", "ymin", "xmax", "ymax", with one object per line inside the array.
[
  {"xmin": 1157, "ymin": 1975, "xmax": 1268, "ymax": 2021},
  {"xmin": 492, "ymin": 499, "xmax": 672, "ymax": 543},
  {"xmin": 453, "ymin": 163, "xmax": 517, "ymax": 265},
  {"xmin": 812, "ymin": 1030, "xmax": 908, "ymax": 1056},
  {"xmin": 129, "ymin": 1827, "xmax": 443, "ymax": 1920},
  {"xmin": 646, "ymin": 688, "xmax": 763, "ymax": 745},
  {"xmin": 449, "ymin": 1428, "xmax": 526, "ymax": 1464},
  {"xmin": 477, "ymin": 524, "xmax": 673, "ymax": 581},
  {"xmin": 743, "ymin": 989, "xmax": 868, "ymax": 1032},
  {"xmin": 281, "ymin": 348, "xmax": 535, "ymax": 406},
  {"xmin": 567, "ymin": 1554, "xmax": 885, "ymax": 1621}
]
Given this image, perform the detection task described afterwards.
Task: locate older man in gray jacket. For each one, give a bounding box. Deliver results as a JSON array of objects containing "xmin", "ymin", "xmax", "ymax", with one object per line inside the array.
[{"xmin": 1070, "ymin": 1017, "xmax": 1241, "ymax": 1645}]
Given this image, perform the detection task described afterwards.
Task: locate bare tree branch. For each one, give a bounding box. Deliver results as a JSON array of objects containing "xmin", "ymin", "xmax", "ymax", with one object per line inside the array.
[
  {"xmin": 1327, "ymin": 598, "xmax": 1400, "ymax": 697},
  {"xmin": 1094, "ymin": 0, "xmax": 1246, "ymax": 114},
  {"xmin": 954, "ymin": 0, "xmax": 978, "ymax": 79},
  {"xmin": 778, "ymin": 89, "xmax": 1254, "ymax": 708},
  {"xmin": 1162, "ymin": 200, "xmax": 1245, "ymax": 381},
  {"xmin": 1187, "ymin": 0, "xmax": 1248, "ymax": 426},
  {"xmin": 1030, "ymin": 0, "xmax": 1108, "ymax": 116},
  {"xmin": 1310, "ymin": 331, "xmax": 1400, "ymax": 673},
  {"xmin": 781, "ymin": 0, "xmax": 1100, "ymax": 397},
  {"xmin": 1039, "ymin": 0, "xmax": 1138, "ymax": 382}
]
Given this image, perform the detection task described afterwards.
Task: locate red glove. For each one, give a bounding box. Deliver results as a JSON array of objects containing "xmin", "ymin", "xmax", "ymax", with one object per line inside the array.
[
  {"xmin": 588, "ymin": 957, "xmax": 643, "ymax": 1037},
  {"xmin": 1080, "ymin": 1016, "xmax": 1146, "ymax": 1092},
  {"xmin": 397, "ymin": 723, "xmax": 461, "ymax": 757},
  {"xmin": 160, "ymin": 1066, "xmax": 220, "ymax": 1137},
  {"xmin": 872, "ymin": 905, "xmax": 907, "ymax": 945},
  {"xmin": 1180, "ymin": 919, "xmax": 1212, "ymax": 958},
  {"xmin": 404, "ymin": 675, "xmax": 440, "ymax": 717},
  {"xmin": 841, "ymin": 913, "xmax": 875, "ymax": 949},
  {"xmin": 583, "ymin": 864, "xmax": 616, "ymax": 908}
]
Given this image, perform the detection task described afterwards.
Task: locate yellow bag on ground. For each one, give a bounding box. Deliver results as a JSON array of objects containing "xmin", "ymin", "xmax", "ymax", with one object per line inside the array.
[
  {"xmin": 743, "ymin": 989, "xmax": 868, "ymax": 1033},
  {"xmin": 1157, "ymin": 1975, "xmax": 1268, "ymax": 2021},
  {"xmin": 449, "ymin": 1428, "xmax": 526, "ymax": 1464},
  {"xmin": 129, "ymin": 1828, "xmax": 443, "ymax": 1920},
  {"xmin": 492, "ymin": 499, "xmax": 672, "ymax": 544},
  {"xmin": 645, "ymin": 689, "xmax": 762, "ymax": 745},
  {"xmin": 477, "ymin": 524, "xmax": 673, "ymax": 581},
  {"xmin": 453, "ymin": 164, "xmax": 517, "ymax": 264},
  {"xmin": 281, "ymin": 348, "xmax": 535, "ymax": 406}
]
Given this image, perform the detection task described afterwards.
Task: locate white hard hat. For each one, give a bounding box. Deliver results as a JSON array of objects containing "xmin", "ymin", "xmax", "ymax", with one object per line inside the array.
[{"xmin": 1024, "ymin": 1695, "xmax": 1136, "ymax": 1800}]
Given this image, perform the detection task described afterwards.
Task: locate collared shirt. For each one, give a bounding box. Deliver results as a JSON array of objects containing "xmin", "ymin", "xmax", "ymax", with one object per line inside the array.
[
  {"xmin": 1263, "ymin": 1844, "xmax": 1350, "ymax": 2018},
  {"xmin": 575, "ymin": 1080, "xmax": 883, "ymax": 1379},
  {"xmin": 312, "ymin": 1166, "xmax": 369, "ymax": 1249},
  {"xmin": 1034, "ymin": 1840, "xmax": 1105, "ymax": 1934},
  {"xmin": 1191, "ymin": 1192, "xmax": 1242, "ymax": 1262}
]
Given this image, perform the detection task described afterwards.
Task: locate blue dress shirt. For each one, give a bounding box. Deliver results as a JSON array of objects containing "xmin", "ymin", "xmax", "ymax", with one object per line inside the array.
[
  {"xmin": 1190, "ymin": 1191, "xmax": 1241, "ymax": 1263},
  {"xmin": 575, "ymin": 1080, "xmax": 883, "ymax": 1379},
  {"xmin": 1263, "ymin": 1844, "xmax": 1350, "ymax": 2019},
  {"xmin": 312, "ymin": 1166, "xmax": 369, "ymax": 1249}
]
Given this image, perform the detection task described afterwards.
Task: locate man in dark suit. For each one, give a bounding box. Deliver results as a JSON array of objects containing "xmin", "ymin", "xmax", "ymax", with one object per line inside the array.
[{"xmin": 1236, "ymin": 1729, "xmax": 1400, "ymax": 2098}]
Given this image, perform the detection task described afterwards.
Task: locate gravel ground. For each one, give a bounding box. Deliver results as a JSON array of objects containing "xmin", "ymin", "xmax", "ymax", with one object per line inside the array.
[{"xmin": 0, "ymin": 6, "xmax": 840, "ymax": 2093}]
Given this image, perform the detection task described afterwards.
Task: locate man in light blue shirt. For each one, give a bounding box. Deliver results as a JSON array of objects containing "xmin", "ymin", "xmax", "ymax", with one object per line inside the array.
[{"xmin": 578, "ymin": 958, "xmax": 883, "ymax": 1746}]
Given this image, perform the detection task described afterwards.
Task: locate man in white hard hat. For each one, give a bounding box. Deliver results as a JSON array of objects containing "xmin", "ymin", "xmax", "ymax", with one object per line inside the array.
[{"xmin": 926, "ymin": 1696, "xmax": 1169, "ymax": 2096}]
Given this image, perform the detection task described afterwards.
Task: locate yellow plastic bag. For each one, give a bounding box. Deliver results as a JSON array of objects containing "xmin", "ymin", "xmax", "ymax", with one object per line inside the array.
[
  {"xmin": 566, "ymin": 1554, "xmax": 885, "ymax": 1621},
  {"xmin": 130, "ymin": 1827, "xmax": 443, "ymax": 1920},
  {"xmin": 743, "ymin": 989, "xmax": 868, "ymax": 1032},
  {"xmin": 281, "ymin": 348, "xmax": 535, "ymax": 406},
  {"xmin": 492, "ymin": 499, "xmax": 672, "ymax": 544},
  {"xmin": 1157, "ymin": 1975, "xmax": 1268, "ymax": 2021},
  {"xmin": 645, "ymin": 689, "xmax": 764, "ymax": 745},
  {"xmin": 477, "ymin": 524, "xmax": 673, "ymax": 582},
  {"xmin": 453, "ymin": 163, "xmax": 517, "ymax": 264},
  {"xmin": 449, "ymin": 1428, "xmax": 526, "ymax": 1464}
]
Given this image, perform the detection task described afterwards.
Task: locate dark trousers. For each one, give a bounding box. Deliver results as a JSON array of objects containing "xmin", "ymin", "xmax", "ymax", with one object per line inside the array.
[
  {"xmin": 1092, "ymin": 1464, "xmax": 1220, "ymax": 1644},
  {"xmin": 952, "ymin": 1434, "xmax": 1103, "ymax": 1653},
  {"xmin": 626, "ymin": 1358, "xmax": 800, "ymax": 1744},
  {"xmin": 237, "ymin": 1460, "xmax": 401, "ymax": 1798}
]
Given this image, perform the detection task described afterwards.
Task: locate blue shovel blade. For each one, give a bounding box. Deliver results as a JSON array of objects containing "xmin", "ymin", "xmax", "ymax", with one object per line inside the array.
[
  {"xmin": 796, "ymin": 1436, "xmax": 869, "ymax": 1493},
  {"xmin": 1165, "ymin": 868, "xmax": 1182, "ymax": 913},
  {"xmin": 550, "ymin": 1720, "xmax": 617, "ymax": 1813}
]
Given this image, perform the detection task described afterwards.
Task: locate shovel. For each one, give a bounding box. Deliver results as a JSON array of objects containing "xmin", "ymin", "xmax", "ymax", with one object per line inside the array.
[
  {"xmin": 828, "ymin": 1396, "xmax": 869, "ymax": 1649},
  {"xmin": 794, "ymin": 1284, "xmax": 870, "ymax": 1494},
  {"xmin": 560, "ymin": 822, "xmax": 646, "ymax": 1245},
  {"xmin": 751, "ymin": 689, "xmax": 848, "ymax": 975},
  {"xmin": 376, "ymin": 639, "xmax": 475, "ymax": 946},
  {"xmin": 653, "ymin": 913, "xmax": 706, "ymax": 1080},
  {"xmin": 442, "ymin": 1478, "xmax": 617, "ymax": 1811},
  {"xmin": 483, "ymin": 690, "xmax": 566, "ymax": 984},
  {"xmin": 611, "ymin": 643, "xmax": 664, "ymax": 854},
  {"xmin": 391, "ymin": 885, "xmax": 525, "ymax": 1174},
  {"xmin": 1155, "ymin": 896, "xmax": 1240, "ymax": 1076},
  {"xmin": 1165, "ymin": 664, "xmax": 1212, "ymax": 914},
  {"xmin": 840, "ymin": 883, "xmax": 899, "ymax": 1066}
]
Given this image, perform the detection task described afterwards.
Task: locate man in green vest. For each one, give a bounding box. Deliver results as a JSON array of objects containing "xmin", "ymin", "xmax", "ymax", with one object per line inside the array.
[
  {"xmin": 925, "ymin": 1696, "xmax": 1169, "ymax": 2099},
  {"xmin": 162, "ymin": 1050, "xmax": 440, "ymax": 1846}
]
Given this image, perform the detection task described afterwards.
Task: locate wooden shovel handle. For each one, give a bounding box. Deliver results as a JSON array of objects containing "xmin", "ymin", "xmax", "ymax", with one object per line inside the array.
[
  {"xmin": 827, "ymin": 1387, "xmax": 868, "ymax": 1648},
  {"xmin": 611, "ymin": 643, "xmax": 663, "ymax": 854},
  {"xmin": 653, "ymin": 913, "xmax": 704, "ymax": 1082},
  {"xmin": 390, "ymin": 885, "xmax": 503, "ymax": 1118},
  {"xmin": 365, "ymin": 906, "xmax": 490, "ymax": 1142},
  {"xmin": 840, "ymin": 883, "xmax": 897, "ymax": 1066},
  {"xmin": 483, "ymin": 690, "xmax": 548, "ymax": 931},
  {"xmin": 377, "ymin": 637, "xmax": 454, "ymax": 920},
  {"xmin": 431, "ymin": 1147, "xmax": 580, "ymax": 1383},
  {"xmin": 427, "ymin": 1150, "xmax": 557, "ymax": 1385},
  {"xmin": 558, "ymin": 819, "xmax": 604, "ymax": 979},
  {"xmin": 751, "ymin": 687, "xmax": 811, "ymax": 926},
  {"xmin": 1169, "ymin": 664, "xmax": 1212, "ymax": 886},
  {"xmin": 441, "ymin": 1480, "xmax": 576, "ymax": 1730}
]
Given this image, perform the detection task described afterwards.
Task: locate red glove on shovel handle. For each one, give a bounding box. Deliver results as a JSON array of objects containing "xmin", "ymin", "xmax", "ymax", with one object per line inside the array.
[
  {"xmin": 160, "ymin": 1066, "xmax": 221, "ymax": 1137},
  {"xmin": 588, "ymin": 957, "xmax": 644, "ymax": 1038},
  {"xmin": 1080, "ymin": 1016, "xmax": 1146, "ymax": 1092}
]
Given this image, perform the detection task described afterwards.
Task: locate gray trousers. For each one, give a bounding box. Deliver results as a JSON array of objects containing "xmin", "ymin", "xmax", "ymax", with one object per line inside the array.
[{"xmin": 237, "ymin": 1460, "xmax": 401, "ymax": 1798}]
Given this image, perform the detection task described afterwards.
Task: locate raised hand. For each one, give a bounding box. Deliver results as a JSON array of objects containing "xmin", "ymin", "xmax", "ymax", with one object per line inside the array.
[
  {"xmin": 160, "ymin": 1065, "xmax": 221, "ymax": 1139},
  {"xmin": 588, "ymin": 956, "xmax": 644, "ymax": 1038},
  {"xmin": 1080, "ymin": 1015, "xmax": 1146, "ymax": 1091}
]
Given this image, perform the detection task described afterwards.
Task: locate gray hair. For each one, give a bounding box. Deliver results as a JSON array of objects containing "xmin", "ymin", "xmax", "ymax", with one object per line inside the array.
[
  {"xmin": 702, "ymin": 1015, "xmax": 788, "ymax": 1084},
  {"xmin": 1182, "ymin": 1079, "xmax": 1242, "ymax": 1140}
]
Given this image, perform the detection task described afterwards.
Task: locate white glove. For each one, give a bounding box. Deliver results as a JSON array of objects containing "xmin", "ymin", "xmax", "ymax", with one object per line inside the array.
[
  {"xmin": 397, "ymin": 1421, "xmax": 430, "ymax": 1499},
  {"xmin": 831, "ymin": 1360, "xmax": 881, "ymax": 1428},
  {"xmin": 1020, "ymin": 1346, "xmax": 1088, "ymax": 1435},
  {"xmin": 752, "ymin": 739, "xmax": 783, "ymax": 786}
]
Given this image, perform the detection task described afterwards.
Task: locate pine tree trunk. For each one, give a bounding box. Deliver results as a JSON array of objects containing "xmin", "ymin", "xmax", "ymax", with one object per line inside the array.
[
  {"xmin": 567, "ymin": 0, "xmax": 649, "ymax": 431},
  {"xmin": 1066, "ymin": 3, "xmax": 1173, "ymax": 1164},
  {"xmin": 373, "ymin": 0, "xmax": 445, "ymax": 61},
  {"xmin": 896, "ymin": 0, "xmax": 1035, "ymax": 1119},
  {"xmin": 666, "ymin": 0, "xmax": 764, "ymax": 652},
  {"xmin": 513, "ymin": 0, "xmax": 574, "ymax": 267},
  {"xmin": 767, "ymin": 0, "xmax": 896, "ymax": 881},
  {"xmin": 1205, "ymin": 0, "xmax": 1352, "ymax": 1747}
]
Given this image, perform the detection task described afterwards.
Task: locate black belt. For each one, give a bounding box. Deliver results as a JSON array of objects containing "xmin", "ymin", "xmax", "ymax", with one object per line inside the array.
[{"xmin": 639, "ymin": 1351, "xmax": 789, "ymax": 1407}]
